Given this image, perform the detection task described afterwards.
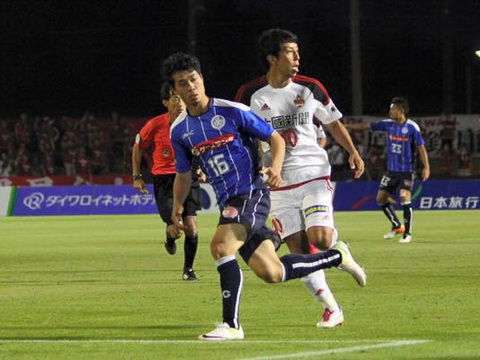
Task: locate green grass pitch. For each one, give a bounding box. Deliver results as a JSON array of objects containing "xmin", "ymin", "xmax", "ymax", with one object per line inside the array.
[{"xmin": 1, "ymin": 210, "xmax": 479, "ymax": 359}]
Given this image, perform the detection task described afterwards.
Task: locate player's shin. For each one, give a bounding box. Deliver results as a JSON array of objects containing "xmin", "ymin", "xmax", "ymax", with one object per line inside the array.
[
  {"xmin": 280, "ymin": 251, "xmax": 341, "ymax": 281},
  {"xmin": 216, "ymin": 255, "xmax": 243, "ymax": 330},
  {"xmin": 301, "ymin": 270, "xmax": 339, "ymax": 311}
]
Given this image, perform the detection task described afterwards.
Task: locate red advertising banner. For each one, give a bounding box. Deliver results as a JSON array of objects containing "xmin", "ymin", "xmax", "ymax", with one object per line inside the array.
[{"xmin": 0, "ymin": 175, "xmax": 132, "ymax": 187}]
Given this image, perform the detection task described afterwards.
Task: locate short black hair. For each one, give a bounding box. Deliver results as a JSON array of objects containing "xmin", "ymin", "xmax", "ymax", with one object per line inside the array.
[
  {"xmin": 160, "ymin": 82, "xmax": 174, "ymax": 102},
  {"xmin": 161, "ymin": 52, "xmax": 202, "ymax": 87},
  {"xmin": 257, "ymin": 28, "xmax": 298, "ymax": 70},
  {"xmin": 391, "ymin": 96, "xmax": 409, "ymax": 116}
]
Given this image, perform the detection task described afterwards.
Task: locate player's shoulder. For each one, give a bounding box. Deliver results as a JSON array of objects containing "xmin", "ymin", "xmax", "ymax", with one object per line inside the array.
[
  {"xmin": 147, "ymin": 112, "xmax": 167, "ymax": 124},
  {"xmin": 293, "ymin": 75, "xmax": 330, "ymax": 104},
  {"xmin": 212, "ymin": 98, "xmax": 251, "ymax": 112},
  {"xmin": 235, "ymin": 76, "xmax": 268, "ymax": 103},
  {"xmin": 170, "ymin": 111, "xmax": 188, "ymax": 134},
  {"xmin": 140, "ymin": 113, "xmax": 167, "ymax": 132},
  {"xmin": 406, "ymin": 118, "xmax": 421, "ymax": 131}
]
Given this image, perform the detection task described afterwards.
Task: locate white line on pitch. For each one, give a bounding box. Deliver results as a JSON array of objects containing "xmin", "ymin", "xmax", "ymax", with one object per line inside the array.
[
  {"xmin": 238, "ymin": 340, "xmax": 432, "ymax": 360},
  {"xmin": 0, "ymin": 339, "xmax": 428, "ymax": 345}
]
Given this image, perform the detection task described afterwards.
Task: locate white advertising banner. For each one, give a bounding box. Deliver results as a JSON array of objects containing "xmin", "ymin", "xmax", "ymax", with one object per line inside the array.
[{"xmin": 0, "ymin": 186, "xmax": 12, "ymax": 216}]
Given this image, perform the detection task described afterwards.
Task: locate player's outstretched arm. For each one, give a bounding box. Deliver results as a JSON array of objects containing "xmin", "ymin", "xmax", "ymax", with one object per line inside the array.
[
  {"xmin": 131, "ymin": 142, "xmax": 148, "ymax": 194},
  {"xmin": 418, "ymin": 144, "xmax": 430, "ymax": 181},
  {"xmin": 344, "ymin": 122, "xmax": 371, "ymax": 131},
  {"xmin": 171, "ymin": 171, "xmax": 192, "ymax": 236},
  {"xmin": 326, "ymin": 120, "xmax": 365, "ymax": 178},
  {"xmin": 262, "ymin": 131, "xmax": 285, "ymax": 188}
]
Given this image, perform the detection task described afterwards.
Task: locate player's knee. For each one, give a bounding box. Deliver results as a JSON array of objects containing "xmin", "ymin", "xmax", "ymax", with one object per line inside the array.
[
  {"xmin": 308, "ymin": 228, "xmax": 332, "ymax": 250},
  {"xmin": 210, "ymin": 240, "xmax": 238, "ymax": 259},
  {"xmin": 259, "ymin": 268, "xmax": 283, "ymax": 283},
  {"xmin": 185, "ymin": 226, "xmax": 198, "ymax": 237}
]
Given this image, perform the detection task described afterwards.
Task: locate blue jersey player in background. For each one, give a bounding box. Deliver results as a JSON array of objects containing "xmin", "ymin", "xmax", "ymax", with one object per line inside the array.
[
  {"xmin": 346, "ymin": 97, "xmax": 430, "ymax": 243},
  {"xmin": 161, "ymin": 52, "xmax": 367, "ymax": 340}
]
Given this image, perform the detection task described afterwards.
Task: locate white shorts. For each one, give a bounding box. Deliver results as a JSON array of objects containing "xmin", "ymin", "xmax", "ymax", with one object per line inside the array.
[{"xmin": 270, "ymin": 178, "xmax": 337, "ymax": 241}]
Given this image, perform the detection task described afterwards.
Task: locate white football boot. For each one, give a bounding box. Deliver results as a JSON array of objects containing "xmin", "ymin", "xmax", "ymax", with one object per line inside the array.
[{"xmin": 199, "ymin": 323, "xmax": 244, "ymax": 341}]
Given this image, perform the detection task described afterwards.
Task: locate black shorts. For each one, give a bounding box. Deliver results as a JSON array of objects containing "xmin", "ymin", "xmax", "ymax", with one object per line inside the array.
[
  {"xmin": 217, "ymin": 188, "xmax": 279, "ymax": 263},
  {"xmin": 379, "ymin": 171, "xmax": 415, "ymax": 194},
  {"xmin": 153, "ymin": 173, "xmax": 201, "ymax": 225}
]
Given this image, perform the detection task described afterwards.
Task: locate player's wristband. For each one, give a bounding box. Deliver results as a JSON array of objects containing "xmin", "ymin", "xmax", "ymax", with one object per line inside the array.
[{"xmin": 132, "ymin": 174, "xmax": 143, "ymax": 181}]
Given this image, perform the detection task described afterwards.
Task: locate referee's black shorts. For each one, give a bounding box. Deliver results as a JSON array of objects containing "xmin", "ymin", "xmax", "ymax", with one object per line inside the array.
[{"xmin": 153, "ymin": 173, "xmax": 202, "ymax": 225}]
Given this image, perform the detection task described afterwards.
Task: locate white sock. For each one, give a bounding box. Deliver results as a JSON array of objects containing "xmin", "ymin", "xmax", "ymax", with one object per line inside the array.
[{"xmin": 301, "ymin": 270, "xmax": 339, "ymax": 311}]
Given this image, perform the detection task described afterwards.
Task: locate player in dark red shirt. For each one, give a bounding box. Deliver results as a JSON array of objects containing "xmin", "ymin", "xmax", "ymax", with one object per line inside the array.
[{"xmin": 132, "ymin": 82, "xmax": 201, "ymax": 281}]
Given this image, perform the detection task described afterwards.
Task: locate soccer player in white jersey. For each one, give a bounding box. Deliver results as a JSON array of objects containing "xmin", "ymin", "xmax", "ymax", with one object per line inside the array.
[
  {"xmin": 162, "ymin": 52, "xmax": 366, "ymax": 340},
  {"xmin": 235, "ymin": 29, "xmax": 365, "ymax": 328},
  {"xmin": 345, "ymin": 97, "xmax": 430, "ymax": 243}
]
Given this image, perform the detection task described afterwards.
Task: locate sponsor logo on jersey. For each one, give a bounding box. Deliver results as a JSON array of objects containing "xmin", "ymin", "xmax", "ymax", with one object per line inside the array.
[
  {"xmin": 269, "ymin": 111, "xmax": 310, "ymax": 129},
  {"xmin": 222, "ymin": 206, "xmax": 239, "ymax": 218},
  {"xmin": 192, "ymin": 133, "xmax": 235, "ymax": 156},
  {"xmin": 304, "ymin": 205, "xmax": 329, "ymax": 217},
  {"xmin": 211, "ymin": 115, "xmax": 226, "ymax": 130},
  {"xmin": 389, "ymin": 134, "xmax": 409, "ymax": 142},
  {"xmin": 181, "ymin": 130, "xmax": 194, "ymax": 140},
  {"xmin": 294, "ymin": 95, "xmax": 305, "ymax": 108},
  {"xmin": 261, "ymin": 103, "xmax": 271, "ymax": 111}
]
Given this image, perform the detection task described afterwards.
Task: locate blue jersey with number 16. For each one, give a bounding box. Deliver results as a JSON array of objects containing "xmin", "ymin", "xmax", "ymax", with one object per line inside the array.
[
  {"xmin": 170, "ymin": 98, "xmax": 275, "ymax": 206},
  {"xmin": 371, "ymin": 119, "xmax": 425, "ymax": 173}
]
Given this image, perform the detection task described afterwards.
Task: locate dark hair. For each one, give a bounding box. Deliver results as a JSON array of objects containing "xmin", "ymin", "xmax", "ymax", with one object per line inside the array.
[
  {"xmin": 161, "ymin": 52, "xmax": 202, "ymax": 86},
  {"xmin": 160, "ymin": 82, "xmax": 174, "ymax": 102},
  {"xmin": 391, "ymin": 97, "xmax": 409, "ymax": 116},
  {"xmin": 257, "ymin": 28, "xmax": 298, "ymax": 70}
]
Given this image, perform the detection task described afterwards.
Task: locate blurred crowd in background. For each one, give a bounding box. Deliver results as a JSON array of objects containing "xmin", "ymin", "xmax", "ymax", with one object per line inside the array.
[
  {"xmin": 0, "ymin": 112, "xmax": 139, "ymax": 178},
  {"xmin": 0, "ymin": 113, "xmax": 478, "ymax": 180}
]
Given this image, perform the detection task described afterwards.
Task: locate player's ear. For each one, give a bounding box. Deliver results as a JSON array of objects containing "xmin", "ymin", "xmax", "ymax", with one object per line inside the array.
[
  {"xmin": 267, "ymin": 54, "xmax": 276, "ymax": 66},
  {"xmin": 162, "ymin": 99, "xmax": 169, "ymax": 107}
]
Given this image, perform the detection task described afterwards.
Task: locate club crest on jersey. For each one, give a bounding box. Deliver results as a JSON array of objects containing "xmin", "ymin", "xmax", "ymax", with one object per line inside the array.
[
  {"xmin": 191, "ymin": 133, "xmax": 235, "ymax": 156},
  {"xmin": 222, "ymin": 206, "xmax": 239, "ymax": 218},
  {"xmin": 401, "ymin": 126, "xmax": 408, "ymax": 134},
  {"xmin": 211, "ymin": 115, "xmax": 226, "ymax": 130},
  {"xmin": 162, "ymin": 148, "xmax": 170, "ymax": 157},
  {"xmin": 294, "ymin": 95, "xmax": 305, "ymax": 108}
]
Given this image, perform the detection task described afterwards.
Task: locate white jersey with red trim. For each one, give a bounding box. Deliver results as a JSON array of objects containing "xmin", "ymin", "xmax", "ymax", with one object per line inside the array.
[{"xmin": 235, "ymin": 75, "xmax": 342, "ymax": 186}]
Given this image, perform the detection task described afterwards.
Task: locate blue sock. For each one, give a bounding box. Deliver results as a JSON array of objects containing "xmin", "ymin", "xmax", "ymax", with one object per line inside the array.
[
  {"xmin": 217, "ymin": 255, "xmax": 243, "ymax": 329},
  {"xmin": 280, "ymin": 250, "xmax": 341, "ymax": 281},
  {"xmin": 381, "ymin": 203, "xmax": 402, "ymax": 229}
]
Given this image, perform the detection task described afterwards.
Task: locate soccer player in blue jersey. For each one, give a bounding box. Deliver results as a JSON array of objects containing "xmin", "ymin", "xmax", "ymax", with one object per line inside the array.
[
  {"xmin": 161, "ymin": 52, "xmax": 366, "ymax": 340},
  {"xmin": 346, "ymin": 97, "xmax": 430, "ymax": 243}
]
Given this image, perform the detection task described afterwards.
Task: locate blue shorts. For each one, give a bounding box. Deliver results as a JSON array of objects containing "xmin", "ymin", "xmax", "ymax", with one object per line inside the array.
[
  {"xmin": 379, "ymin": 171, "xmax": 415, "ymax": 194},
  {"xmin": 218, "ymin": 188, "xmax": 279, "ymax": 263}
]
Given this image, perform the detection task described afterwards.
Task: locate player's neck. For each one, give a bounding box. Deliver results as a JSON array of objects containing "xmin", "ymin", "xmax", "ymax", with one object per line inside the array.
[
  {"xmin": 187, "ymin": 96, "xmax": 210, "ymax": 117},
  {"xmin": 266, "ymin": 70, "xmax": 292, "ymax": 88}
]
